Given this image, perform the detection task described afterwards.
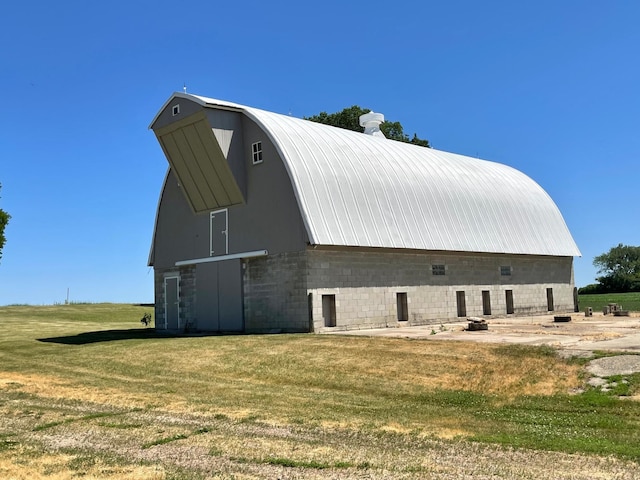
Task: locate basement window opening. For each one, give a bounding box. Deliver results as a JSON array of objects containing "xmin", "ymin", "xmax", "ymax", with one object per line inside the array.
[
  {"xmin": 505, "ymin": 290, "xmax": 514, "ymax": 314},
  {"xmin": 396, "ymin": 292, "xmax": 408, "ymax": 321},
  {"xmin": 547, "ymin": 288, "xmax": 554, "ymax": 311},
  {"xmin": 432, "ymin": 264, "xmax": 446, "ymax": 276},
  {"xmin": 456, "ymin": 291, "xmax": 466, "ymax": 317},
  {"xmin": 322, "ymin": 295, "xmax": 336, "ymax": 327},
  {"xmin": 252, "ymin": 141, "xmax": 263, "ymax": 164},
  {"xmin": 172, "ymin": 104, "xmax": 180, "ymax": 116},
  {"xmin": 482, "ymin": 290, "xmax": 492, "ymax": 315}
]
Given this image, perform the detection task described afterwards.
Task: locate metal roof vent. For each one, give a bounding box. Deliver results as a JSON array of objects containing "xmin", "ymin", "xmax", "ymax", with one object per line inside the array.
[{"xmin": 359, "ymin": 111, "xmax": 386, "ymax": 138}]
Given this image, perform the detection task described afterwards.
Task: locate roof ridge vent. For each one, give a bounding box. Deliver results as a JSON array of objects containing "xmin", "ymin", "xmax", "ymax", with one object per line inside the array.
[{"xmin": 359, "ymin": 111, "xmax": 386, "ymax": 138}]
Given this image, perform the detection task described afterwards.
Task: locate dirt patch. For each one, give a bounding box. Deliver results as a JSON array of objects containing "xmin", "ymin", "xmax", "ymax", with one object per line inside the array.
[
  {"xmin": 333, "ymin": 312, "xmax": 640, "ymax": 354},
  {"xmin": 0, "ymin": 372, "xmax": 148, "ymax": 410},
  {"xmin": 581, "ymin": 332, "xmax": 624, "ymax": 342}
]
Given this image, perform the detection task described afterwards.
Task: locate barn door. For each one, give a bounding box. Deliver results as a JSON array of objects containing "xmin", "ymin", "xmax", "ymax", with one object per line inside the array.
[
  {"xmin": 210, "ymin": 209, "xmax": 228, "ymax": 256},
  {"xmin": 164, "ymin": 276, "xmax": 180, "ymax": 330},
  {"xmin": 196, "ymin": 260, "xmax": 243, "ymax": 332},
  {"xmin": 218, "ymin": 259, "xmax": 243, "ymax": 331}
]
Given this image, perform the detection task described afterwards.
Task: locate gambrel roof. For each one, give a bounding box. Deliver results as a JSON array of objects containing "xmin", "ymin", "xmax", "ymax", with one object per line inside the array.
[{"xmin": 151, "ymin": 93, "xmax": 580, "ymax": 257}]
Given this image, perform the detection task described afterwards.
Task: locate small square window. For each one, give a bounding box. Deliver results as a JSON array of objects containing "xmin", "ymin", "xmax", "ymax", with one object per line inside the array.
[
  {"xmin": 172, "ymin": 104, "xmax": 180, "ymax": 116},
  {"xmin": 252, "ymin": 141, "xmax": 263, "ymax": 164},
  {"xmin": 432, "ymin": 264, "xmax": 445, "ymax": 276},
  {"xmin": 500, "ymin": 266, "xmax": 511, "ymax": 276}
]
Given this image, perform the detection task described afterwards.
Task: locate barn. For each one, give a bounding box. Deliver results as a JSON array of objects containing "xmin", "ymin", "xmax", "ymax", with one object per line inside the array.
[{"xmin": 148, "ymin": 92, "xmax": 581, "ymax": 333}]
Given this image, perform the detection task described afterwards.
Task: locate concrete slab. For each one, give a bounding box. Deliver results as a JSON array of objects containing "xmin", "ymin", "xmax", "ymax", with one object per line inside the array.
[{"xmin": 324, "ymin": 312, "xmax": 640, "ymax": 354}]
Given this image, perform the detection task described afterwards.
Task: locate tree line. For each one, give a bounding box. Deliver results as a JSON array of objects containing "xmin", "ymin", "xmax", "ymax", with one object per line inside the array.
[{"xmin": 580, "ymin": 244, "xmax": 640, "ymax": 294}]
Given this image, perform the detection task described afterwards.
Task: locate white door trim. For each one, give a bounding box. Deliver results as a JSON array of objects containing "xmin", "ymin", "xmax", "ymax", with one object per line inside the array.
[
  {"xmin": 163, "ymin": 275, "xmax": 180, "ymax": 329},
  {"xmin": 210, "ymin": 208, "xmax": 228, "ymax": 256}
]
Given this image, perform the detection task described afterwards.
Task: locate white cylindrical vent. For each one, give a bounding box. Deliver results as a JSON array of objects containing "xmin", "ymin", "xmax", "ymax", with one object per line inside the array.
[{"xmin": 359, "ymin": 111, "xmax": 386, "ymax": 138}]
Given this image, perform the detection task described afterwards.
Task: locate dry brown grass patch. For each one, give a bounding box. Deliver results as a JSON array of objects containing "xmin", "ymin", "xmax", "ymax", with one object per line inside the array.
[
  {"xmin": 0, "ymin": 450, "xmax": 165, "ymax": 480},
  {"xmin": 0, "ymin": 372, "xmax": 148, "ymax": 410},
  {"xmin": 352, "ymin": 340, "xmax": 583, "ymax": 397},
  {"xmin": 581, "ymin": 332, "xmax": 624, "ymax": 342}
]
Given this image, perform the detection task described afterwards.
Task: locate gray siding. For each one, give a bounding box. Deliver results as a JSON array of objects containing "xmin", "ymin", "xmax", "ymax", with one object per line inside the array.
[
  {"xmin": 152, "ymin": 172, "xmax": 207, "ymax": 269},
  {"xmin": 151, "ymin": 107, "xmax": 309, "ymax": 332},
  {"xmin": 205, "ymin": 110, "xmax": 246, "ymax": 199},
  {"xmin": 151, "ymin": 97, "xmax": 202, "ymax": 131},
  {"xmin": 236, "ymin": 116, "xmax": 308, "ymax": 254},
  {"xmin": 151, "ymin": 115, "xmax": 308, "ymax": 269}
]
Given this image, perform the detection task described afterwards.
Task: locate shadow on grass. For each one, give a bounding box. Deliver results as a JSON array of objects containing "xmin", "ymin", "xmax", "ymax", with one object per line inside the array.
[
  {"xmin": 37, "ymin": 329, "xmax": 185, "ymax": 345},
  {"xmin": 38, "ymin": 327, "xmax": 286, "ymax": 345}
]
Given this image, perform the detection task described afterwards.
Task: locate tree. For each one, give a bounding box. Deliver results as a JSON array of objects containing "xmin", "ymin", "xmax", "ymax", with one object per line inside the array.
[
  {"xmin": 593, "ymin": 243, "xmax": 640, "ymax": 292},
  {"xmin": 0, "ymin": 183, "xmax": 9, "ymax": 262},
  {"xmin": 305, "ymin": 105, "xmax": 430, "ymax": 147}
]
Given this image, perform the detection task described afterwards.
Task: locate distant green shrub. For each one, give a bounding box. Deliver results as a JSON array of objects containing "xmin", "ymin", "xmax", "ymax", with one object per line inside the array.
[{"xmin": 578, "ymin": 284, "xmax": 604, "ymax": 295}]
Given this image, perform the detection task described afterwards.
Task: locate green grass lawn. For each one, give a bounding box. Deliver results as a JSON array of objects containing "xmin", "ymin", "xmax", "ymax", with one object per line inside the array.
[
  {"xmin": 579, "ymin": 292, "xmax": 640, "ymax": 312},
  {"xmin": 1, "ymin": 304, "xmax": 640, "ymax": 478}
]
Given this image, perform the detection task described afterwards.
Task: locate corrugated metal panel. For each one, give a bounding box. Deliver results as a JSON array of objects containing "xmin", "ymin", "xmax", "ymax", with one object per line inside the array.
[{"xmin": 162, "ymin": 94, "xmax": 581, "ymax": 257}]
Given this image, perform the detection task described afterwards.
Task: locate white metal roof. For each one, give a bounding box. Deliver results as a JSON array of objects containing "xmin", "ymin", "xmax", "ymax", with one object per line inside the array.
[{"xmin": 158, "ymin": 93, "xmax": 581, "ymax": 257}]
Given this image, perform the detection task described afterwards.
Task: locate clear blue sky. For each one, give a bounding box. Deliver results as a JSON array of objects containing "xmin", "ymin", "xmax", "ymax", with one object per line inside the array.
[{"xmin": 1, "ymin": 1, "xmax": 638, "ymax": 305}]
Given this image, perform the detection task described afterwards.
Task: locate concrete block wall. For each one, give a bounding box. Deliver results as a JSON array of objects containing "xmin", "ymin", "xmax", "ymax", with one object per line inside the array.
[
  {"xmin": 179, "ymin": 265, "xmax": 197, "ymax": 331},
  {"xmin": 307, "ymin": 248, "xmax": 576, "ymax": 332},
  {"xmin": 243, "ymin": 251, "xmax": 310, "ymax": 332},
  {"xmin": 153, "ymin": 265, "xmax": 197, "ymax": 331},
  {"xmin": 154, "ymin": 248, "xmax": 576, "ymax": 334},
  {"xmin": 153, "ymin": 269, "xmax": 165, "ymax": 328}
]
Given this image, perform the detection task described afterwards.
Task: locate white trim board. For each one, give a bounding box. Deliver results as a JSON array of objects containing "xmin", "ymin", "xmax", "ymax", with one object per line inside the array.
[
  {"xmin": 163, "ymin": 275, "xmax": 180, "ymax": 330},
  {"xmin": 210, "ymin": 208, "xmax": 228, "ymax": 256},
  {"xmin": 175, "ymin": 250, "xmax": 268, "ymax": 266}
]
